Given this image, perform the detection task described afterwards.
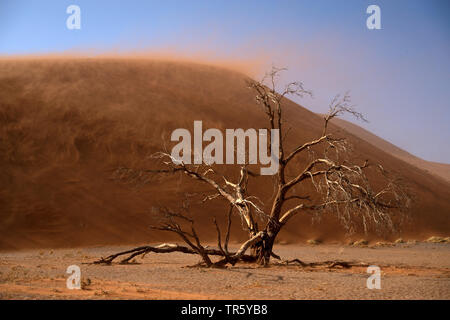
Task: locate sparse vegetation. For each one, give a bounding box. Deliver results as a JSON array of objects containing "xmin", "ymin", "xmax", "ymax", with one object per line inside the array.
[
  {"xmin": 426, "ymin": 236, "xmax": 450, "ymax": 243},
  {"xmin": 81, "ymin": 278, "xmax": 92, "ymax": 290},
  {"xmin": 352, "ymin": 239, "xmax": 369, "ymax": 247},
  {"xmin": 373, "ymin": 241, "xmax": 393, "ymax": 248}
]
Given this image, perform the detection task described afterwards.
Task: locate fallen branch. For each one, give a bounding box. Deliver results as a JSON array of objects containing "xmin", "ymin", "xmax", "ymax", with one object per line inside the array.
[
  {"xmin": 273, "ymin": 258, "xmax": 370, "ymax": 269},
  {"xmin": 91, "ymin": 243, "xmax": 256, "ymax": 265}
]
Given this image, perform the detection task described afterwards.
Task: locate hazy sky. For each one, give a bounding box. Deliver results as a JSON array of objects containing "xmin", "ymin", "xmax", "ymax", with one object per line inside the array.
[{"xmin": 1, "ymin": 0, "xmax": 449, "ymax": 163}]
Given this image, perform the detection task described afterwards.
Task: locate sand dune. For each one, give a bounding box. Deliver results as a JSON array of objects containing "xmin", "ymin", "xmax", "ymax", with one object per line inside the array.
[
  {"xmin": 0, "ymin": 58, "xmax": 449, "ymax": 250},
  {"xmin": 330, "ymin": 117, "xmax": 450, "ymax": 183}
]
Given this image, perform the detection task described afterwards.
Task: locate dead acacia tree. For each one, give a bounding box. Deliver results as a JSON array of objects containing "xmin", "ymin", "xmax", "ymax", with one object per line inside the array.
[{"xmin": 94, "ymin": 67, "xmax": 410, "ymax": 267}]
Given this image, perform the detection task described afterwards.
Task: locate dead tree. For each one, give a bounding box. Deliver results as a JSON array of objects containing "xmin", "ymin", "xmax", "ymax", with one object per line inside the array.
[
  {"xmin": 95, "ymin": 67, "xmax": 410, "ymax": 267},
  {"xmin": 94, "ymin": 204, "xmax": 260, "ymax": 267}
]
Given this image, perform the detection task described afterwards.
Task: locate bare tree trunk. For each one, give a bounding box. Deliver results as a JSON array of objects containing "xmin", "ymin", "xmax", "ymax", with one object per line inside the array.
[{"xmin": 254, "ymin": 224, "xmax": 280, "ymax": 266}]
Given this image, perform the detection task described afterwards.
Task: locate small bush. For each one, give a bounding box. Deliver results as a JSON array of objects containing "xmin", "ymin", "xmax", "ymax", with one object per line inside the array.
[{"xmin": 353, "ymin": 239, "xmax": 368, "ymax": 246}]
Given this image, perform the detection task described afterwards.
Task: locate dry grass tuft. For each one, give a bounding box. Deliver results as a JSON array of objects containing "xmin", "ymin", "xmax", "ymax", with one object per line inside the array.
[
  {"xmin": 352, "ymin": 239, "xmax": 369, "ymax": 247},
  {"xmin": 425, "ymin": 236, "xmax": 450, "ymax": 243}
]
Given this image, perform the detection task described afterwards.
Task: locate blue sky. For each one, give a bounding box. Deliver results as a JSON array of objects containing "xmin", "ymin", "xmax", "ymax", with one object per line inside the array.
[{"xmin": 1, "ymin": 0, "xmax": 449, "ymax": 163}]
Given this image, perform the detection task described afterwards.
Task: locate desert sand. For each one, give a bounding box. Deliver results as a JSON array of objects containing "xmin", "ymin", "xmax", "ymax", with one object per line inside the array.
[{"xmin": 0, "ymin": 242, "xmax": 449, "ymax": 300}]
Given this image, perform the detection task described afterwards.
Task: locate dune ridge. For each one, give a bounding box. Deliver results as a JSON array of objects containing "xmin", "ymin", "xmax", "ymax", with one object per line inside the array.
[{"xmin": 329, "ymin": 117, "xmax": 450, "ymax": 183}]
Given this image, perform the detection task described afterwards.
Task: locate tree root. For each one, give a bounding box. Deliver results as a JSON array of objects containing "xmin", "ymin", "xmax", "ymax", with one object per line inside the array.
[
  {"xmin": 92, "ymin": 243, "xmax": 367, "ymax": 272},
  {"xmin": 89, "ymin": 241, "xmax": 369, "ymax": 269},
  {"xmin": 273, "ymin": 258, "xmax": 370, "ymax": 269},
  {"xmin": 91, "ymin": 243, "xmax": 256, "ymax": 266}
]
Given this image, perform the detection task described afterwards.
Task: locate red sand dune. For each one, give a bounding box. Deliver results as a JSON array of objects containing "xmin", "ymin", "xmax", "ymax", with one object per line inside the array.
[{"xmin": 0, "ymin": 58, "xmax": 449, "ymax": 250}]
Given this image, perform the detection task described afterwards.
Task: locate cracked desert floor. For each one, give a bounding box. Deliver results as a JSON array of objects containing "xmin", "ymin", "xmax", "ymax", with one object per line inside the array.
[{"xmin": 0, "ymin": 242, "xmax": 449, "ymax": 300}]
